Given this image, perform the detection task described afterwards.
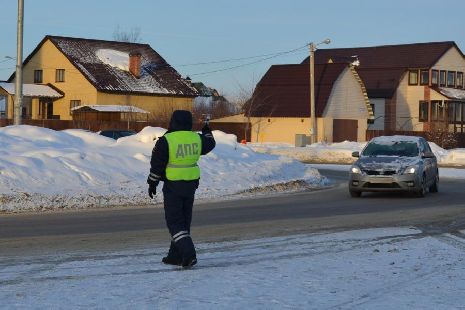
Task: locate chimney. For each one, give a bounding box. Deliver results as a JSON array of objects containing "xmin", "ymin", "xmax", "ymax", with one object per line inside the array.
[{"xmin": 129, "ymin": 52, "xmax": 141, "ymax": 78}]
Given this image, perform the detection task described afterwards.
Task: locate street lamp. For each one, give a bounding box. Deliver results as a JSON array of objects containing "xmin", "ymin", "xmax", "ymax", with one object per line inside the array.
[{"xmin": 309, "ymin": 38, "xmax": 330, "ymax": 144}]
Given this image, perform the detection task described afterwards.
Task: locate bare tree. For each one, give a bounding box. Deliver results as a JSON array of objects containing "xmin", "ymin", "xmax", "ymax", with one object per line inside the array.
[
  {"xmin": 233, "ymin": 82, "xmax": 277, "ymax": 142},
  {"xmin": 113, "ymin": 25, "xmax": 142, "ymax": 43},
  {"xmin": 192, "ymin": 96, "xmax": 237, "ymax": 123}
]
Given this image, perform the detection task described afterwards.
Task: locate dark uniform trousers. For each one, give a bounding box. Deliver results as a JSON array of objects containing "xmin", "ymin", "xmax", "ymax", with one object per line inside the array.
[{"xmin": 163, "ymin": 182, "xmax": 197, "ymax": 261}]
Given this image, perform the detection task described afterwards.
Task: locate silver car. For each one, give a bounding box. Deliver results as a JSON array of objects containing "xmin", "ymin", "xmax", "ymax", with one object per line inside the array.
[{"xmin": 349, "ymin": 136, "xmax": 439, "ymax": 198}]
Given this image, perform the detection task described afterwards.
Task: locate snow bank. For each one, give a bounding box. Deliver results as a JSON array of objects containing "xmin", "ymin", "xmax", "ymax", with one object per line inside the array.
[
  {"xmin": 0, "ymin": 126, "xmax": 324, "ymax": 212},
  {"xmin": 251, "ymin": 140, "xmax": 465, "ymax": 166}
]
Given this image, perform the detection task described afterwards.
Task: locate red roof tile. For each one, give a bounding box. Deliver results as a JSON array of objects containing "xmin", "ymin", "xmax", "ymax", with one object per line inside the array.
[
  {"xmin": 248, "ymin": 63, "xmax": 347, "ymax": 117},
  {"xmin": 301, "ymin": 41, "xmax": 461, "ymax": 98}
]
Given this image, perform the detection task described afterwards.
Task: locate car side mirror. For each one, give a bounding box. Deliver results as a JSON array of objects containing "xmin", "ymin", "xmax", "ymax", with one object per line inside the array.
[
  {"xmin": 352, "ymin": 151, "xmax": 360, "ymax": 158},
  {"xmin": 422, "ymin": 151, "xmax": 435, "ymax": 158}
]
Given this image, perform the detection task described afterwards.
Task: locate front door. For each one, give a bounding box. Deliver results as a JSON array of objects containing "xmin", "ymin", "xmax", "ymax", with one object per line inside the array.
[{"xmin": 39, "ymin": 99, "xmax": 53, "ymax": 119}]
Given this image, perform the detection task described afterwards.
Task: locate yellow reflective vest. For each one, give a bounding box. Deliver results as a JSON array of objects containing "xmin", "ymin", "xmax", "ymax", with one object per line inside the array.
[{"xmin": 165, "ymin": 131, "xmax": 202, "ymax": 181}]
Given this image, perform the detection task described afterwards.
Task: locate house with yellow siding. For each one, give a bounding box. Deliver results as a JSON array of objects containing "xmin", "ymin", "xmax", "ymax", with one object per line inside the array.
[
  {"xmin": 5, "ymin": 35, "xmax": 197, "ymax": 121},
  {"xmin": 305, "ymin": 41, "xmax": 465, "ymax": 134}
]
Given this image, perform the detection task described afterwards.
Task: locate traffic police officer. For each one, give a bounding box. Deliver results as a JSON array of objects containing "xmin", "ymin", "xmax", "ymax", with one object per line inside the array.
[{"xmin": 147, "ymin": 110, "xmax": 215, "ymax": 268}]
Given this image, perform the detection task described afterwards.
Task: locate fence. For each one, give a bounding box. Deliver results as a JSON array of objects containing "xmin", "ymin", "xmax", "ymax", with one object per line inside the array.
[
  {"xmin": 0, "ymin": 119, "xmax": 251, "ymax": 142},
  {"xmin": 367, "ymin": 130, "xmax": 465, "ymax": 149}
]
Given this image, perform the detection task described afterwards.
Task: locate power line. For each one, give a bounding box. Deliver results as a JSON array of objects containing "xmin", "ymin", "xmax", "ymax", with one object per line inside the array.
[
  {"xmin": 177, "ymin": 46, "xmax": 307, "ymax": 67},
  {"xmin": 188, "ymin": 44, "xmax": 308, "ymax": 77}
]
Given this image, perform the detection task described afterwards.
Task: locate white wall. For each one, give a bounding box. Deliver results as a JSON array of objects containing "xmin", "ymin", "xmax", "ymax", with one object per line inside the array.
[{"xmin": 323, "ymin": 67, "xmax": 369, "ymax": 141}]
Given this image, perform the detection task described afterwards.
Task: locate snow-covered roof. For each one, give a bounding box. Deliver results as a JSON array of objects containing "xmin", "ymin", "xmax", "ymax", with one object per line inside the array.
[
  {"xmin": 0, "ymin": 82, "xmax": 63, "ymax": 98},
  {"xmin": 71, "ymin": 105, "xmax": 149, "ymax": 113},
  {"xmin": 11, "ymin": 36, "xmax": 198, "ymax": 97},
  {"xmin": 437, "ymin": 87, "xmax": 465, "ymax": 100}
]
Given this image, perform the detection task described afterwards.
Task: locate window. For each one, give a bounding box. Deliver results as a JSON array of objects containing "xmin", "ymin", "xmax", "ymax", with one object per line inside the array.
[
  {"xmin": 447, "ymin": 71, "xmax": 456, "ymax": 87},
  {"xmin": 70, "ymin": 100, "xmax": 81, "ymax": 113},
  {"xmin": 408, "ymin": 70, "xmax": 419, "ymax": 85},
  {"xmin": 55, "ymin": 69, "xmax": 65, "ymax": 82},
  {"xmin": 0, "ymin": 96, "xmax": 6, "ymax": 118},
  {"xmin": 456, "ymin": 102, "xmax": 463, "ymax": 123},
  {"xmin": 431, "ymin": 70, "xmax": 439, "ymax": 86},
  {"xmin": 431, "ymin": 100, "xmax": 445, "ymax": 121},
  {"xmin": 420, "ymin": 70, "xmax": 429, "ymax": 85},
  {"xmin": 439, "ymin": 70, "xmax": 446, "ymax": 87},
  {"xmin": 419, "ymin": 101, "xmax": 429, "ymax": 122},
  {"xmin": 448, "ymin": 101, "xmax": 456, "ymax": 122},
  {"xmin": 34, "ymin": 70, "xmax": 43, "ymax": 83},
  {"xmin": 457, "ymin": 72, "xmax": 463, "ymax": 89}
]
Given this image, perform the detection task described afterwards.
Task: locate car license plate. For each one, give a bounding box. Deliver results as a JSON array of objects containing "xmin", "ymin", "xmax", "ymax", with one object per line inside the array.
[{"xmin": 369, "ymin": 177, "xmax": 393, "ymax": 184}]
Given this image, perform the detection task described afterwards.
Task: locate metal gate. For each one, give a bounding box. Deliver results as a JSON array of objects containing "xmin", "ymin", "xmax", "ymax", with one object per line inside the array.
[{"xmin": 333, "ymin": 119, "xmax": 358, "ymax": 142}]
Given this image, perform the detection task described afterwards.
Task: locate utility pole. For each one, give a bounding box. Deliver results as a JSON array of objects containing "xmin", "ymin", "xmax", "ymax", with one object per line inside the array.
[
  {"xmin": 309, "ymin": 43, "xmax": 316, "ymax": 144},
  {"xmin": 14, "ymin": 0, "xmax": 24, "ymax": 125},
  {"xmin": 308, "ymin": 38, "xmax": 330, "ymax": 145}
]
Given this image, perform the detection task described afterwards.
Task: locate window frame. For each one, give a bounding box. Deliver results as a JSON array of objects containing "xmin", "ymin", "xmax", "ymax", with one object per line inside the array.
[
  {"xmin": 431, "ymin": 69, "xmax": 439, "ymax": 86},
  {"xmin": 439, "ymin": 70, "xmax": 447, "ymax": 87},
  {"xmin": 456, "ymin": 72, "xmax": 464, "ymax": 89},
  {"xmin": 420, "ymin": 69, "xmax": 429, "ymax": 86},
  {"xmin": 34, "ymin": 70, "xmax": 43, "ymax": 83},
  {"xmin": 55, "ymin": 69, "xmax": 65, "ymax": 83},
  {"xmin": 431, "ymin": 100, "xmax": 445, "ymax": 121},
  {"xmin": 447, "ymin": 71, "xmax": 456, "ymax": 88},
  {"xmin": 408, "ymin": 70, "xmax": 419, "ymax": 85},
  {"xmin": 419, "ymin": 100, "xmax": 429, "ymax": 122},
  {"xmin": 69, "ymin": 100, "xmax": 81, "ymax": 114}
]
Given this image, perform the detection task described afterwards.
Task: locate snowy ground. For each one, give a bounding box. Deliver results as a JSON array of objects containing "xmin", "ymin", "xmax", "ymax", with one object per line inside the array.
[
  {"xmin": 0, "ymin": 126, "xmax": 325, "ymax": 212},
  {"xmin": 250, "ymin": 141, "xmax": 465, "ymax": 166},
  {"xmin": 1, "ymin": 227, "xmax": 465, "ymax": 309}
]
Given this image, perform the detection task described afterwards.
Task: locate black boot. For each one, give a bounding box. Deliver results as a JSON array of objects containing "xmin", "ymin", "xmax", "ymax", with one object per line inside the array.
[
  {"xmin": 162, "ymin": 241, "xmax": 182, "ymax": 266},
  {"xmin": 175, "ymin": 236, "xmax": 197, "ymax": 268}
]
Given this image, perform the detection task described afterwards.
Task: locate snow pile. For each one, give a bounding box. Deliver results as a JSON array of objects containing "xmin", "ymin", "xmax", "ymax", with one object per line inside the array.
[
  {"xmin": 0, "ymin": 125, "xmax": 324, "ymax": 212},
  {"xmin": 250, "ymin": 141, "xmax": 366, "ymax": 164},
  {"xmin": 251, "ymin": 141, "xmax": 465, "ymax": 166},
  {"xmin": 2, "ymin": 228, "xmax": 465, "ymax": 309},
  {"xmin": 96, "ymin": 49, "xmax": 129, "ymax": 71}
]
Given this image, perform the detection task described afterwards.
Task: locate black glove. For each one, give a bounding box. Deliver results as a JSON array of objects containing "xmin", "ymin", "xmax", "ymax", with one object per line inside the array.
[
  {"xmin": 202, "ymin": 123, "xmax": 211, "ymax": 134},
  {"xmin": 148, "ymin": 180, "xmax": 158, "ymax": 199}
]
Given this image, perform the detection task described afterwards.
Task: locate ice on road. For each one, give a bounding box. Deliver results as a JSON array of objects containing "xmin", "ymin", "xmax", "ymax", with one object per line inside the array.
[{"xmin": 1, "ymin": 228, "xmax": 465, "ymax": 309}]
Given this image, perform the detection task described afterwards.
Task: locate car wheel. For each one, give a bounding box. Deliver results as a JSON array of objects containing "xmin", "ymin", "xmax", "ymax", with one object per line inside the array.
[
  {"xmin": 416, "ymin": 174, "xmax": 427, "ymax": 198},
  {"xmin": 429, "ymin": 175, "xmax": 439, "ymax": 193},
  {"xmin": 350, "ymin": 190, "xmax": 362, "ymax": 198}
]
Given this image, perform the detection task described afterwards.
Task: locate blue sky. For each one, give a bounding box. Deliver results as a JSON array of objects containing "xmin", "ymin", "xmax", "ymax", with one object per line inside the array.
[{"xmin": 1, "ymin": 0, "xmax": 464, "ymax": 99}]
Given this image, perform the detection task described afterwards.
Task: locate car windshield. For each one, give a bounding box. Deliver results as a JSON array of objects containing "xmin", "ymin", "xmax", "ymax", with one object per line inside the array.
[{"xmin": 362, "ymin": 141, "xmax": 419, "ymax": 157}]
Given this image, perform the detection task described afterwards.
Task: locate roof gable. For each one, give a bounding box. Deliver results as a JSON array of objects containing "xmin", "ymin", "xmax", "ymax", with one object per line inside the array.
[
  {"xmin": 9, "ymin": 35, "xmax": 198, "ymax": 97},
  {"xmin": 248, "ymin": 63, "xmax": 348, "ymax": 118}
]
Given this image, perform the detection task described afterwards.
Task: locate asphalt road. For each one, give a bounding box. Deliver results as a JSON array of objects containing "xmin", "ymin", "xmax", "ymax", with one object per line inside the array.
[{"xmin": 1, "ymin": 169, "xmax": 465, "ymax": 256}]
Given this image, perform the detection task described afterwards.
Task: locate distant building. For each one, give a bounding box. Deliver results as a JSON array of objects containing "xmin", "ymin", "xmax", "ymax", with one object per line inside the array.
[
  {"xmin": 5, "ymin": 35, "xmax": 198, "ymax": 121},
  {"xmin": 303, "ymin": 41, "xmax": 465, "ymax": 133},
  {"xmin": 212, "ymin": 63, "xmax": 372, "ymax": 143}
]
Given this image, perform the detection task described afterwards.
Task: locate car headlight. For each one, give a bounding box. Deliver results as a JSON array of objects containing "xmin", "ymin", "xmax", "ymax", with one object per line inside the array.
[
  {"xmin": 403, "ymin": 166, "xmax": 416, "ymax": 174},
  {"xmin": 351, "ymin": 166, "xmax": 361, "ymax": 174}
]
